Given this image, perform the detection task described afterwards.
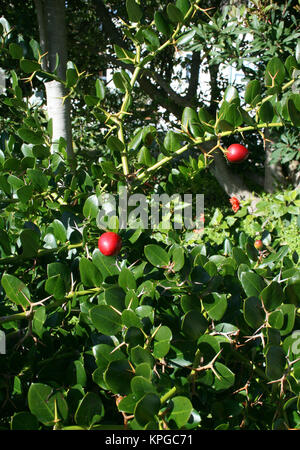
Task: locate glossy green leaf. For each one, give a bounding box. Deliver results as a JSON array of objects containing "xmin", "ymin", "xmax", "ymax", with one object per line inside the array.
[
  {"xmin": 20, "ymin": 59, "xmax": 41, "ymax": 73},
  {"xmin": 134, "ymin": 393, "xmax": 160, "ymax": 426},
  {"xmin": 79, "ymin": 257, "xmax": 103, "ymax": 287},
  {"xmin": 202, "ymin": 293, "xmax": 227, "ymax": 321},
  {"xmin": 265, "ymin": 56, "xmax": 286, "ymax": 87},
  {"xmin": 90, "ymin": 305, "xmax": 122, "ymax": 335},
  {"xmin": 240, "ymin": 271, "xmax": 266, "ymax": 297},
  {"xmin": 126, "ymin": 0, "xmax": 143, "ymax": 22},
  {"xmin": 259, "ymin": 100, "xmax": 274, "ymax": 123},
  {"xmin": 28, "ymin": 383, "xmax": 68, "ymax": 426},
  {"xmin": 75, "ymin": 392, "xmax": 104, "ymax": 427},
  {"xmin": 244, "ymin": 80, "xmax": 261, "ymax": 105},
  {"xmin": 83, "ymin": 195, "xmax": 99, "ymax": 219},
  {"xmin": 104, "ymin": 360, "xmax": 134, "ymax": 395},
  {"xmin": 261, "ymin": 281, "xmax": 284, "ymax": 312},
  {"xmin": 265, "ymin": 345, "xmax": 286, "ymax": 380},
  {"xmin": 1, "ymin": 274, "xmax": 30, "ymax": 309},
  {"xmin": 181, "ymin": 310, "xmax": 208, "ymax": 340},
  {"xmin": 243, "ymin": 296, "xmax": 265, "ymax": 329},
  {"xmin": 144, "ymin": 244, "xmax": 169, "ymax": 268},
  {"xmin": 167, "ymin": 4, "xmax": 184, "ymax": 23},
  {"xmin": 11, "ymin": 412, "xmax": 39, "ymax": 430},
  {"xmin": 168, "ymin": 396, "xmax": 193, "ymax": 428}
]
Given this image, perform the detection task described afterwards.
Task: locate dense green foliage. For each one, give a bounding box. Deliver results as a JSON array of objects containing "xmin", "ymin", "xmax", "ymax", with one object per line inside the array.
[{"xmin": 0, "ymin": 0, "xmax": 300, "ymax": 431}]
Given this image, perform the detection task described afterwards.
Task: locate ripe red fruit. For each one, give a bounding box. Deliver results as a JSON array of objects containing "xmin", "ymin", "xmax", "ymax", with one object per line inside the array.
[
  {"xmin": 254, "ymin": 239, "xmax": 263, "ymax": 250},
  {"xmin": 98, "ymin": 232, "xmax": 122, "ymax": 256},
  {"xmin": 226, "ymin": 144, "xmax": 249, "ymax": 163}
]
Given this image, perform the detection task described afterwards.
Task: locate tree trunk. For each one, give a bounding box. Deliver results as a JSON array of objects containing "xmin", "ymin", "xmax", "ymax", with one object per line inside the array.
[
  {"xmin": 34, "ymin": 0, "xmax": 74, "ymax": 162},
  {"xmin": 263, "ymin": 129, "xmax": 286, "ymax": 193}
]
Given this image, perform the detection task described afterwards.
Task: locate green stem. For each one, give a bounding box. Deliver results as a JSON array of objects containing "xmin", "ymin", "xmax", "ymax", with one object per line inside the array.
[
  {"xmin": 0, "ymin": 312, "xmax": 28, "ymax": 325},
  {"xmin": 0, "ymin": 242, "xmax": 83, "ymax": 266},
  {"xmin": 160, "ymin": 386, "xmax": 177, "ymax": 405}
]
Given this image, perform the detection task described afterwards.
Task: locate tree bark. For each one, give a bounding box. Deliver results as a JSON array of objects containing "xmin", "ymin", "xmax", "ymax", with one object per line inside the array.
[
  {"xmin": 34, "ymin": 0, "xmax": 74, "ymax": 162},
  {"xmin": 263, "ymin": 129, "xmax": 286, "ymax": 193}
]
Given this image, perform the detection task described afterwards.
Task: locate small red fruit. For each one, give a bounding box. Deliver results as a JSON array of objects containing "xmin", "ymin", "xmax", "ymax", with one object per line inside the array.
[
  {"xmin": 226, "ymin": 144, "xmax": 249, "ymax": 163},
  {"xmin": 98, "ymin": 232, "xmax": 122, "ymax": 256},
  {"xmin": 254, "ymin": 239, "xmax": 263, "ymax": 250}
]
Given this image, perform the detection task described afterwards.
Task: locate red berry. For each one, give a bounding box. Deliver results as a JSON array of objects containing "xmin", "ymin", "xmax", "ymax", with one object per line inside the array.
[
  {"xmin": 98, "ymin": 232, "xmax": 122, "ymax": 256},
  {"xmin": 226, "ymin": 144, "xmax": 249, "ymax": 163},
  {"xmin": 254, "ymin": 239, "xmax": 263, "ymax": 250}
]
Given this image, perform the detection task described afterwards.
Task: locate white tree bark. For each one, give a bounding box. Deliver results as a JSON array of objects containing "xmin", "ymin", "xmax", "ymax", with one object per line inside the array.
[{"xmin": 34, "ymin": 0, "xmax": 74, "ymax": 161}]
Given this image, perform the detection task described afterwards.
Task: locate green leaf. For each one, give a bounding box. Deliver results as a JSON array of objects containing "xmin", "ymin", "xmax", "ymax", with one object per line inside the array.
[
  {"xmin": 153, "ymin": 325, "xmax": 172, "ymax": 358},
  {"xmin": 92, "ymin": 249, "xmax": 120, "ymax": 280},
  {"xmin": 84, "ymin": 94, "xmax": 99, "ymax": 106},
  {"xmin": 168, "ymin": 396, "xmax": 193, "ymax": 428},
  {"xmin": 11, "ymin": 412, "xmax": 39, "ymax": 430},
  {"xmin": 0, "ymin": 230, "xmax": 11, "ymax": 255},
  {"xmin": 51, "ymin": 219, "xmax": 67, "ymax": 243},
  {"xmin": 122, "ymin": 309, "xmax": 142, "ymax": 328},
  {"xmin": 1, "ymin": 274, "xmax": 30, "ymax": 309},
  {"xmin": 45, "ymin": 274, "xmax": 66, "ymax": 300},
  {"xmin": 202, "ymin": 293, "xmax": 227, "ymax": 321},
  {"xmin": 223, "ymin": 103, "xmax": 243, "ymax": 128},
  {"xmin": 265, "ymin": 345, "xmax": 286, "ymax": 380},
  {"xmin": 9, "ymin": 43, "xmax": 23, "ymax": 59},
  {"xmin": 27, "ymin": 169, "xmax": 48, "ymax": 192},
  {"xmin": 144, "ymin": 244, "xmax": 169, "ymax": 268},
  {"xmin": 287, "ymin": 98, "xmax": 300, "ymax": 126},
  {"xmin": 261, "ymin": 281, "xmax": 284, "ymax": 312},
  {"xmin": 169, "ymin": 246, "xmax": 185, "ymax": 272},
  {"xmin": 20, "ymin": 59, "xmax": 41, "ymax": 73},
  {"xmin": 90, "ymin": 305, "xmax": 122, "ymax": 335},
  {"xmin": 137, "ymin": 146, "xmax": 154, "ymax": 166},
  {"xmin": 265, "ymin": 56, "xmax": 286, "ymax": 87},
  {"xmin": 79, "ymin": 257, "xmax": 103, "ymax": 287},
  {"xmin": 181, "ymin": 107, "xmax": 204, "ymax": 137},
  {"xmin": 20, "ymin": 229, "xmax": 39, "ymax": 258},
  {"xmin": 17, "ymin": 128, "xmax": 44, "ymax": 145},
  {"xmin": 75, "ymin": 392, "xmax": 104, "ymax": 427},
  {"xmin": 181, "ymin": 310, "xmax": 208, "ymax": 340},
  {"xmin": 131, "ymin": 376, "xmax": 156, "ymax": 399},
  {"xmin": 167, "ymin": 4, "xmax": 184, "ymax": 23},
  {"xmin": 104, "ymin": 360, "xmax": 134, "ymax": 395},
  {"xmin": 32, "ymin": 306, "xmax": 46, "ymax": 339},
  {"xmin": 175, "ymin": 0, "xmax": 190, "ymax": 16},
  {"xmin": 83, "ymin": 194, "xmax": 99, "ymax": 219},
  {"xmin": 244, "ymin": 80, "xmax": 261, "ymax": 106},
  {"xmin": 154, "ymin": 11, "xmax": 172, "ymax": 36},
  {"xmin": 114, "ymin": 45, "xmax": 135, "ymax": 64},
  {"xmin": 240, "ymin": 271, "xmax": 266, "ymax": 297},
  {"xmin": 126, "ymin": 0, "xmax": 143, "ymax": 22},
  {"xmin": 107, "ymin": 135, "xmax": 125, "ymax": 153},
  {"xmin": 213, "ymin": 363, "xmax": 235, "ymax": 391},
  {"xmin": 277, "ymin": 304, "xmax": 295, "ymax": 336},
  {"xmin": 164, "ymin": 130, "xmax": 182, "ymax": 153},
  {"xmin": 134, "ymin": 393, "xmax": 160, "ymax": 426},
  {"xmin": 232, "ymin": 247, "xmax": 250, "ymax": 266},
  {"xmin": 142, "ymin": 29, "xmax": 160, "ymax": 51},
  {"xmin": 66, "ymin": 67, "xmax": 78, "ymax": 88},
  {"xmin": 118, "ymin": 267, "xmax": 137, "ymax": 291},
  {"xmin": 243, "ymin": 296, "xmax": 265, "ymax": 329},
  {"xmin": 28, "ymin": 383, "xmax": 68, "ymax": 426},
  {"xmin": 131, "ymin": 345, "xmax": 154, "ymax": 368},
  {"xmin": 95, "ymin": 78, "xmax": 105, "ymax": 100},
  {"xmin": 259, "ymin": 100, "xmax": 274, "ymax": 123}
]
